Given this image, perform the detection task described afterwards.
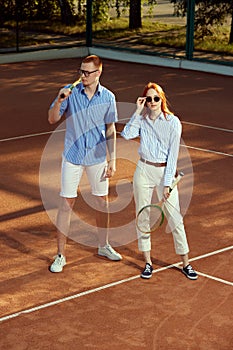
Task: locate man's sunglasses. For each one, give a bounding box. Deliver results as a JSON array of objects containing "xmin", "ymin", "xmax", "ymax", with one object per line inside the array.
[
  {"xmin": 146, "ymin": 96, "xmax": 160, "ymax": 103},
  {"xmin": 78, "ymin": 69, "xmax": 99, "ymax": 77}
]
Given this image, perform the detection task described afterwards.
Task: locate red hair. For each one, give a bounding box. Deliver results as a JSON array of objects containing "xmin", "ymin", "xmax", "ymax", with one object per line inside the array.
[
  {"xmin": 82, "ymin": 55, "xmax": 102, "ymax": 72},
  {"xmin": 142, "ymin": 82, "xmax": 173, "ymax": 119}
]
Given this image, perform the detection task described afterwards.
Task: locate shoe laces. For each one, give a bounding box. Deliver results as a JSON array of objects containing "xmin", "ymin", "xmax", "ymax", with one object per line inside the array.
[
  {"xmin": 145, "ymin": 264, "xmax": 152, "ymax": 272},
  {"xmin": 186, "ymin": 265, "xmax": 195, "ymax": 273},
  {"xmin": 54, "ymin": 255, "xmax": 64, "ymax": 265},
  {"xmin": 105, "ymin": 244, "xmax": 114, "ymax": 253}
]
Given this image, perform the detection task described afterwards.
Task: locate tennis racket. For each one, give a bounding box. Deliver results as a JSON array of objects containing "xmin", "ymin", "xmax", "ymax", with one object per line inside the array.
[
  {"xmin": 136, "ymin": 172, "xmax": 184, "ymax": 234},
  {"xmin": 60, "ymin": 78, "xmax": 81, "ymax": 99}
]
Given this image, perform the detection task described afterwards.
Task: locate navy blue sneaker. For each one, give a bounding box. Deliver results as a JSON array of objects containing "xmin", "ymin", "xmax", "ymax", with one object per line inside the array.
[
  {"xmin": 182, "ymin": 264, "xmax": 198, "ymax": 280},
  {"xmin": 141, "ymin": 263, "xmax": 153, "ymax": 279}
]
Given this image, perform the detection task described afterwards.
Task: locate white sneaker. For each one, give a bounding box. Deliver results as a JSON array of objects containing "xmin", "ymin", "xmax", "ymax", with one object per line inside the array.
[
  {"xmin": 50, "ymin": 254, "xmax": 66, "ymax": 273},
  {"xmin": 98, "ymin": 244, "xmax": 122, "ymax": 261}
]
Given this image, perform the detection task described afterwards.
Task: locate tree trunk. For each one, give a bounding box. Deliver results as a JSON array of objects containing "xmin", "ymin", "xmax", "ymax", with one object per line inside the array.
[
  {"xmin": 129, "ymin": 0, "xmax": 142, "ymax": 29},
  {"xmin": 58, "ymin": 0, "xmax": 74, "ymax": 25}
]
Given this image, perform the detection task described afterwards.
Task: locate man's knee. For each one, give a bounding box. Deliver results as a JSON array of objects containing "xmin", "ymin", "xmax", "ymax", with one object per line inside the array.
[{"xmin": 56, "ymin": 198, "xmax": 75, "ymax": 234}]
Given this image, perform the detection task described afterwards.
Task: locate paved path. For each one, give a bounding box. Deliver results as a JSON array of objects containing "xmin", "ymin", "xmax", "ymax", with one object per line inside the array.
[{"xmin": 0, "ymin": 0, "xmax": 232, "ymax": 65}]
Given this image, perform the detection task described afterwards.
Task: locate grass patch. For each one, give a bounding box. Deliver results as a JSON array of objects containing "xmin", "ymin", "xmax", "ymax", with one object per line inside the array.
[{"xmin": 0, "ymin": 17, "xmax": 232, "ymax": 56}]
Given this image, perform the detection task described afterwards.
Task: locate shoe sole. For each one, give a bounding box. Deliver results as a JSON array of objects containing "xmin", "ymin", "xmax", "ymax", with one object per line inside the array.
[
  {"xmin": 140, "ymin": 274, "xmax": 152, "ymax": 279},
  {"xmin": 182, "ymin": 270, "xmax": 198, "ymax": 280},
  {"xmin": 98, "ymin": 252, "xmax": 122, "ymax": 261},
  {"xmin": 49, "ymin": 267, "xmax": 64, "ymax": 273},
  {"xmin": 49, "ymin": 264, "xmax": 66, "ymax": 273}
]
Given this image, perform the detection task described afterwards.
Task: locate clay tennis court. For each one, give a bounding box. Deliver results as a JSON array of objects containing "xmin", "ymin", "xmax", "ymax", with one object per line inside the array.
[{"xmin": 0, "ymin": 55, "xmax": 232, "ymax": 349}]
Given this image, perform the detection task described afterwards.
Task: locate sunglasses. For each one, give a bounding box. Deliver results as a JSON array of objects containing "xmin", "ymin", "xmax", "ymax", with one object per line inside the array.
[
  {"xmin": 78, "ymin": 69, "xmax": 99, "ymax": 77},
  {"xmin": 146, "ymin": 96, "xmax": 160, "ymax": 103}
]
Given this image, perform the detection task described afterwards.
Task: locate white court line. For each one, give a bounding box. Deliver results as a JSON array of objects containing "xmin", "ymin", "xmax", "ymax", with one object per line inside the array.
[
  {"xmin": 0, "ymin": 129, "xmax": 66, "ymax": 143},
  {"xmin": 0, "ymin": 245, "xmax": 232, "ymax": 323},
  {"xmin": 195, "ymin": 272, "xmax": 233, "ymax": 287},
  {"xmin": 187, "ymin": 245, "xmax": 233, "ymax": 261},
  {"xmin": 118, "ymin": 118, "xmax": 233, "ymax": 133},
  {"xmin": 0, "ymin": 118, "xmax": 233, "ymax": 143},
  {"xmin": 0, "ymin": 128, "xmax": 232, "ymax": 158},
  {"xmin": 182, "ymin": 121, "xmax": 233, "ymax": 133},
  {"xmin": 180, "ymin": 144, "xmax": 233, "ymax": 158}
]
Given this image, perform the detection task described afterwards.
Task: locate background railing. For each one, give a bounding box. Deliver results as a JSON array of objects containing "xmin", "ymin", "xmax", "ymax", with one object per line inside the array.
[{"xmin": 0, "ymin": 0, "xmax": 232, "ymax": 67}]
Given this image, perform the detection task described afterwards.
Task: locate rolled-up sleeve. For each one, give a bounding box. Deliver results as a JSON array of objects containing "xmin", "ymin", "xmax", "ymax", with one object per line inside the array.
[{"xmin": 121, "ymin": 113, "xmax": 142, "ymax": 140}]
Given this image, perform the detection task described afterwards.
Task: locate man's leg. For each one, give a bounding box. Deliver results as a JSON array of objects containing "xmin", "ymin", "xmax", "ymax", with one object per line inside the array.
[
  {"xmin": 50, "ymin": 157, "xmax": 83, "ymax": 273},
  {"xmin": 94, "ymin": 195, "xmax": 109, "ymax": 247},
  {"xmin": 86, "ymin": 162, "xmax": 122, "ymax": 261},
  {"xmin": 56, "ymin": 197, "xmax": 76, "ymax": 255},
  {"xmin": 94, "ymin": 195, "xmax": 122, "ymax": 261},
  {"xmin": 50, "ymin": 197, "xmax": 75, "ymax": 273}
]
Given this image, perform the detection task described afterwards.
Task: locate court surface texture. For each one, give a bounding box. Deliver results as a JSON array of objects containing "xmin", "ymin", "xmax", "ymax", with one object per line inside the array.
[{"xmin": 0, "ymin": 55, "xmax": 232, "ymax": 350}]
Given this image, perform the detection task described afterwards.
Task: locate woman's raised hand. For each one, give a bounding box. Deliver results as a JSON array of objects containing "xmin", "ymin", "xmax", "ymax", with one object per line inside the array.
[{"xmin": 135, "ymin": 97, "xmax": 146, "ymax": 115}]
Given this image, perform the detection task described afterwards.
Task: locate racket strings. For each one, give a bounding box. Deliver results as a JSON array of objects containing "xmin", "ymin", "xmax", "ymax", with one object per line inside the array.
[
  {"xmin": 136, "ymin": 204, "xmax": 164, "ymax": 234},
  {"xmin": 149, "ymin": 205, "xmax": 164, "ymax": 231},
  {"xmin": 136, "ymin": 172, "xmax": 185, "ymax": 234},
  {"xmin": 136, "ymin": 199, "xmax": 183, "ymax": 234}
]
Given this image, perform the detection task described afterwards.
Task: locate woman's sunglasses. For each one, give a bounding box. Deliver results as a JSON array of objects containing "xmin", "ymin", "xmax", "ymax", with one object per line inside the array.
[{"xmin": 146, "ymin": 96, "xmax": 160, "ymax": 103}]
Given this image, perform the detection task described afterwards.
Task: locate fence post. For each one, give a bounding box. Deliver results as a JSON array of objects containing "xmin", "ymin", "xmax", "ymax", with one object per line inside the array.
[
  {"xmin": 86, "ymin": 0, "xmax": 92, "ymax": 47},
  {"xmin": 16, "ymin": 0, "xmax": 19, "ymax": 52},
  {"xmin": 186, "ymin": 0, "xmax": 195, "ymax": 60}
]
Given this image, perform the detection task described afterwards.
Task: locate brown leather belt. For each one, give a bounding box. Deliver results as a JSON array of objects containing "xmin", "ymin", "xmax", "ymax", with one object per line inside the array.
[{"xmin": 140, "ymin": 157, "xmax": 167, "ymax": 167}]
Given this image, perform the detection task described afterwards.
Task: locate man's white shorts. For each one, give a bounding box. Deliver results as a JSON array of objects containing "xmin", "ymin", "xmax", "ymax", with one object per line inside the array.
[{"xmin": 60, "ymin": 157, "xmax": 108, "ymax": 198}]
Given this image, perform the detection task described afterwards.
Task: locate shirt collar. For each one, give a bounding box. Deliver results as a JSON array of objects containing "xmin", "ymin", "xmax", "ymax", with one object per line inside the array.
[
  {"xmin": 80, "ymin": 82, "xmax": 102, "ymax": 95},
  {"xmin": 158, "ymin": 112, "xmax": 164, "ymax": 120},
  {"xmin": 146, "ymin": 111, "xmax": 164, "ymax": 121}
]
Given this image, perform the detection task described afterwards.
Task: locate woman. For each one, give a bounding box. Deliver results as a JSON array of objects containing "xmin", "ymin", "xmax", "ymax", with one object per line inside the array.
[{"xmin": 121, "ymin": 82, "xmax": 197, "ymax": 280}]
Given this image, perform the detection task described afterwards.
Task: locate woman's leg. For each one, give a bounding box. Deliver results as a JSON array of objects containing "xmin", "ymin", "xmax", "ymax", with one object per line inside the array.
[
  {"xmin": 156, "ymin": 182, "xmax": 190, "ymax": 259},
  {"xmin": 133, "ymin": 163, "xmax": 155, "ymax": 264}
]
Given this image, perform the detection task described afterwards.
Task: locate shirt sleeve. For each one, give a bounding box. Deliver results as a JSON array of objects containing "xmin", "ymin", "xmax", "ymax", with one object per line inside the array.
[
  {"xmin": 121, "ymin": 113, "xmax": 142, "ymax": 140},
  {"xmin": 164, "ymin": 117, "xmax": 182, "ymax": 187},
  {"xmin": 50, "ymin": 91, "xmax": 69, "ymax": 117}
]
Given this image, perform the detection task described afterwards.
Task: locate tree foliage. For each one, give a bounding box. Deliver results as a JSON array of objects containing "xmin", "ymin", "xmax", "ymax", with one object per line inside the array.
[
  {"xmin": 170, "ymin": 0, "xmax": 233, "ymax": 43},
  {"xmin": 1, "ymin": 0, "xmax": 232, "ymax": 45},
  {"xmin": 0, "ymin": 0, "xmax": 158, "ymax": 27},
  {"xmin": 0, "ymin": 0, "xmax": 61, "ymax": 24}
]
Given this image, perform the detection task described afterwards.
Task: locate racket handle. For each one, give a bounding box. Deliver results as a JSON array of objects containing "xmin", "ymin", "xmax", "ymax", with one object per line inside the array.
[
  {"xmin": 169, "ymin": 171, "xmax": 184, "ymax": 192},
  {"xmin": 59, "ymin": 79, "xmax": 81, "ymax": 99},
  {"xmin": 59, "ymin": 84, "xmax": 74, "ymax": 99}
]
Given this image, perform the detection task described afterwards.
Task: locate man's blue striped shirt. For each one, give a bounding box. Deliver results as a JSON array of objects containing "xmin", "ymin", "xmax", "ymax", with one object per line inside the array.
[{"xmin": 50, "ymin": 82, "xmax": 118, "ymax": 166}]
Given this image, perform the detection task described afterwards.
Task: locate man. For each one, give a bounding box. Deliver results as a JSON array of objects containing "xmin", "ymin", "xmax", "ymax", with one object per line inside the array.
[{"xmin": 48, "ymin": 55, "xmax": 122, "ymax": 273}]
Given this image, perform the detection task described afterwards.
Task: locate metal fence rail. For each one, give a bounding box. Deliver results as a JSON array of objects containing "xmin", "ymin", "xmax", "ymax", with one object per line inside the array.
[{"xmin": 0, "ymin": 0, "xmax": 232, "ymax": 68}]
